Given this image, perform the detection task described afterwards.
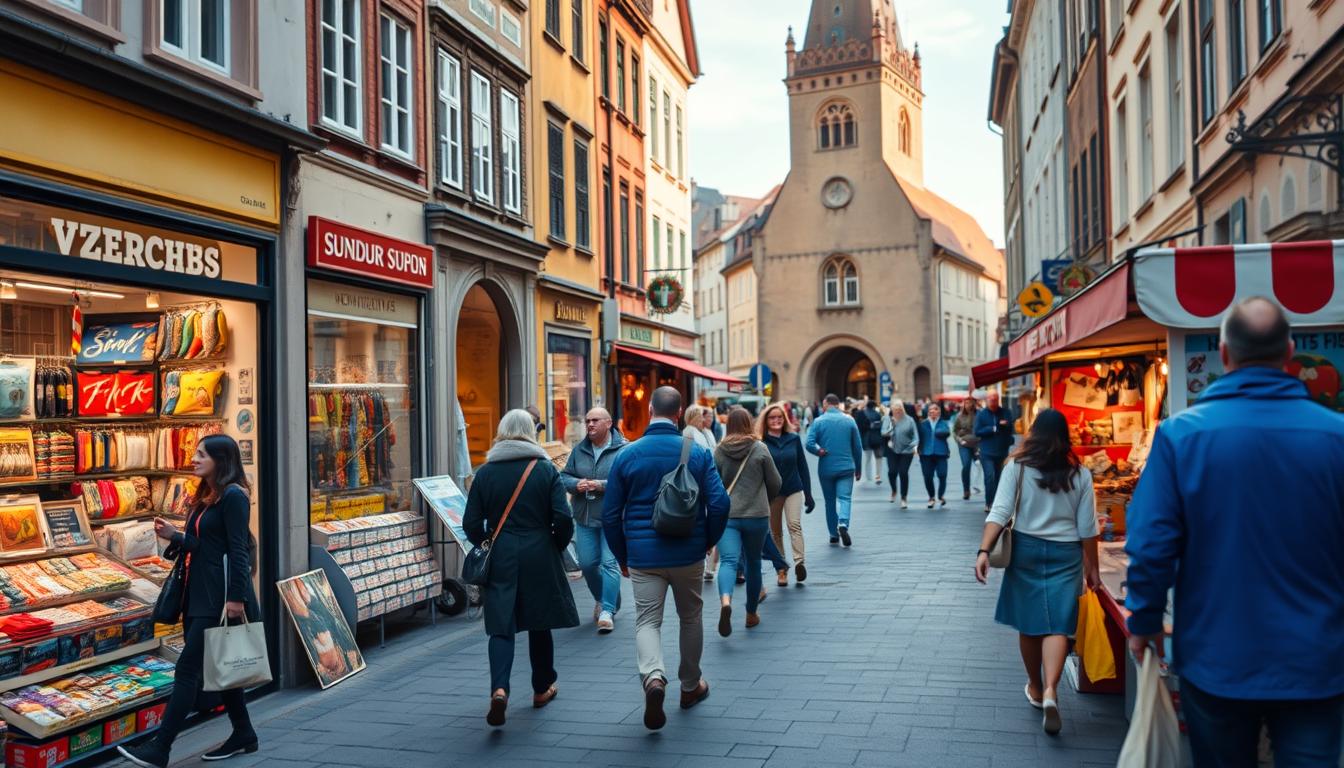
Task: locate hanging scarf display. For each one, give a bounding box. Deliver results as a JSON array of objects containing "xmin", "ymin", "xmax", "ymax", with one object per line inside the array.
[{"xmin": 308, "ymin": 388, "xmax": 396, "ymax": 492}]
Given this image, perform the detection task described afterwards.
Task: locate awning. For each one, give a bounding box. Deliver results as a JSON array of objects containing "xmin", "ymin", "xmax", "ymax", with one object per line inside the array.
[
  {"xmin": 970, "ymin": 356, "xmax": 1041, "ymax": 389},
  {"xmin": 1008, "ymin": 262, "xmax": 1131, "ymax": 368},
  {"xmin": 1134, "ymin": 240, "xmax": 1344, "ymax": 328},
  {"xmin": 614, "ymin": 344, "xmax": 747, "ymax": 384}
]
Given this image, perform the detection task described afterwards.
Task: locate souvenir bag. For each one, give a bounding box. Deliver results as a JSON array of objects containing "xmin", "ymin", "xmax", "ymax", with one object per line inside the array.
[
  {"xmin": 462, "ymin": 460, "xmax": 537, "ymax": 587},
  {"xmin": 0, "ymin": 361, "xmax": 35, "ymax": 420},
  {"xmin": 203, "ymin": 556, "xmax": 272, "ymax": 691},
  {"xmin": 987, "ymin": 463, "xmax": 1025, "ymax": 569},
  {"xmin": 173, "ymin": 370, "xmax": 224, "ymax": 416}
]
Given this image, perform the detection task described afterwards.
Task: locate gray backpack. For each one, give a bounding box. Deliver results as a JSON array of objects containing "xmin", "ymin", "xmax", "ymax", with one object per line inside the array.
[{"xmin": 651, "ymin": 436, "xmax": 701, "ymax": 537}]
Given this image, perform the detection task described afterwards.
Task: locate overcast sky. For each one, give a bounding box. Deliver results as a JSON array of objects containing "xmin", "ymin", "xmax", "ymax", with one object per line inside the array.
[{"xmin": 687, "ymin": 0, "xmax": 1008, "ymax": 246}]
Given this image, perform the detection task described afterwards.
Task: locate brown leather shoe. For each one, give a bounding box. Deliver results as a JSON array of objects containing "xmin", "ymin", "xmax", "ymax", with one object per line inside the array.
[
  {"xmin": 776, "ymin": 569, "xmax": 788, "ymax": 587},
  {"xmin": 532, "ymin": 684, "xmax": 557, "ymax": 708},
  {"xmin": 746, "ymin": 613, "xmax": 760, "ymax": 628},
  {"xmin": 680, "ymin": 680, "xmax": 710, "ymax": 710},
  {"xmin": 643, "ymin": 679, "xmax": 667, "ymax": 730},
  {"xmin": 486, "ymin": 692, "xmax": 507, "ymax": 727}
]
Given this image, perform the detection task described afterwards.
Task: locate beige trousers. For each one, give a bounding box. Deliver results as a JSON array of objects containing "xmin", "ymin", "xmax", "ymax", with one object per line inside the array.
[
  {"xmin": 769, "ymin": 491, "xmax": 805, "ymax": 566},
  {"xmin": 629, "ymin": 563, "xmax": 704, "ymax": 693}
]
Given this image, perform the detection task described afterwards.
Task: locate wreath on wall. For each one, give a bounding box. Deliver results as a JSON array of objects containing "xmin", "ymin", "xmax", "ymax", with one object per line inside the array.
[{"xmin": 647, "ymin": 275, "xmax": 685, "ymax": 314}]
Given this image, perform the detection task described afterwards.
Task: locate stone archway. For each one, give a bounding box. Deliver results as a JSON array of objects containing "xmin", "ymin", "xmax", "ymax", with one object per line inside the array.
[
  {"xmin": 814, "ymin": 346, "xmax": 879, "ymax": 402},
  {"xmin": 913, "ymin": 365, "xmax": 932, "ymax": 401},
  {"xmin": 454, "ymin": 279, "xmax": 526, "ymax": 467}
]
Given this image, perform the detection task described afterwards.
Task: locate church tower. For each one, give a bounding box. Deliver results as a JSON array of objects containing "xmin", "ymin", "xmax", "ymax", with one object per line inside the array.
[{"xmin": 785, "ymin": 0, "xmax": 924, "ymax": 186}]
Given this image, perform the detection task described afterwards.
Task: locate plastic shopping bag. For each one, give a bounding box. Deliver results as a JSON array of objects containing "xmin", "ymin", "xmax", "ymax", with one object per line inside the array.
[
  {"xmin": 1116, "ymin": 649, "xmax": 1182, "ymax": 768},
  {"xmin": 1076, "ymin": 590, "xmax": 1117, "ymax": 682}
]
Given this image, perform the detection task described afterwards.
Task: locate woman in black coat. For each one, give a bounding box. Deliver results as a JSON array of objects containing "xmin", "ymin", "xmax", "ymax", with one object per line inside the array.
[
  {"xmin": 120, "ymin": 435, "xmax": 261, "ymax": 768},
  {"xmin": 464, "ymin": 409, "xmax": 580, "ymax": 728}
]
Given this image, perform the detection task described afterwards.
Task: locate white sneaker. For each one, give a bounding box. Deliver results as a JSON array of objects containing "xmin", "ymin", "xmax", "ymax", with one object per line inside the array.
[
  {"xmin": 597, "ymin": 611, "xmax": 615, "ymax": 634},
  {"xmin": 593, "ymin": 603, "xmax": 602, "ymax": 622}
]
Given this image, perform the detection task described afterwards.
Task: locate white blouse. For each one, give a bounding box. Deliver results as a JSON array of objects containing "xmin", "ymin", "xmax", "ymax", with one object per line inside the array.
[{"xmin": 985, "ymin": 459, "xmax": 1099, "ymax": 543}]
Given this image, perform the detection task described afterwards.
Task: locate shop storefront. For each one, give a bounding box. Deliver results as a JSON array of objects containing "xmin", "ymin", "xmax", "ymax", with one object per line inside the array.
[
  {"xmin": 0, "ymin": 59, "xmax": 300, "ymax": 759},
  {"xmin": 304, "ymin": 218, "xmax": 441, "ymax": 625},
  {"xmin": 538, "ymin": 286, "xmax": 601, "ymax": 448},
  {"xmin": 614, "ymin": 316, "xmax": 741, "ymax": 436}
]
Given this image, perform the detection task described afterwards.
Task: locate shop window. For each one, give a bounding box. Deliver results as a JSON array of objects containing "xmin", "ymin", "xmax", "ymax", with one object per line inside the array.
[
  {"xmin": 546, "ymin": 333, "xmax": 590, "ymax": 447},
  {"xmin": 379, "ymin": 14, "xmax": 414, "ymax": 159},
  {"xmin": 436, "ymin": 51, "xmax": 463, "ymax": 189},
  {"xmin": 321, "ymin": 0, "xmax": 362, "ymax": 136},
  {"xmin": 456, "ymin": 285, "xmax": 504, "ymax": 468}
]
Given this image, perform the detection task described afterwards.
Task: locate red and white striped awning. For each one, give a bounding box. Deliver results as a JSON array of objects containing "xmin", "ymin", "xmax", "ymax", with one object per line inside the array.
[{"xmin": 1133, "ymin": 240, "xmax": 1344, "ymax": 328}]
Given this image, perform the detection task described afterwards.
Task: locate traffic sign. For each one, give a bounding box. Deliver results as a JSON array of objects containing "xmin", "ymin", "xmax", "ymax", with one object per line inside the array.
[
  {"xmin": 1017, "ymin": 281, "xmax": 1055, "ymax": 318},
  {"xmin": 878, "ymin": 371, "xmax": 893, "ymax": 405},
  {"xmin": 749, "ymin": 363, "xmax": 772, "ymax": 391}
]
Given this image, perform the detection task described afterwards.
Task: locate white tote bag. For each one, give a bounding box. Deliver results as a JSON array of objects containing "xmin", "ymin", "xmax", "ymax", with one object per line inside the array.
[
  {"xmin": 1116, "ymin": 649, "xmax": 1182, "ymax": 768},
  {"xmin": 203, "ymin": 557, "xmax": 272, "ymax": 692}
]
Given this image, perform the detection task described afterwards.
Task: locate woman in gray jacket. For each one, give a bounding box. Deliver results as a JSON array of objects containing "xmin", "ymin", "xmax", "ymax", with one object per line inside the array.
[
  {"xmin": 881, "ymin": 399, "xmax": 919, "ymax": 508},
  {"xmin": 713, "ymin": 407, "xmax": 782, "ymax": 637}
]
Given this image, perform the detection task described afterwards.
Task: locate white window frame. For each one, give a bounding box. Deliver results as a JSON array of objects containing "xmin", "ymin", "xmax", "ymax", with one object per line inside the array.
[
  {"xmin": 649, "ymin": 77, "xmax": 659, "ymax": 162},
  {"xmin": 500, "ymin": 90, "xmax": 522, "ymax": 214},
  {"xmin": 1115, "ymin": 94, "xmax": 1130, "ymax": 223},
  {"xmin": 1138, "ymin": 62, "xmax": 1154, "ymax": 202},
  {"xmin": 662, "ymin": 91, "xmax": 672, "ymax": 169},
  {"xmin": 651, "ymin": 216, "xmax": 661, "ymax": 269},
  {"xmin": 469, "ymin": 0, "xmax": 495, "ymax": 28},
  {"xmin": 1165, "ymin": 9, "xmax": 1184, "ymax": 176},
  {"xmin": 321, "ymin": 0, "xmax": 362, "ymax": 137},
  {"xmin": 52, "ymin": 0, "xmax": 84, "ymax": 10},
  {"xmin": 676, "ymin": 105, "xmax": 684, "ymax": 178},
  {"xmin": 471, "ymin": 71, "xmax": 495, "ymax": 202},
  {"xmin": 842, "ymin": 262, "xmax": 859, "ymax": 304},
  {"xmin": 160, "ymin": 0, "xmax": 230, "ymax": 75},
  {"xmin": 437, "ymin": 51, "xmax": 463, "ymax": 189},
  {"xmin": 379, "ymin": 14, "xmax": 414, "ymax": 159},
  {"xmin": 500, "ymin": 8, "xmax": 522, "ymax": 46},
  {"xmin": 823, "ymin": 264, "xmax": 840, "ymax": 306}
]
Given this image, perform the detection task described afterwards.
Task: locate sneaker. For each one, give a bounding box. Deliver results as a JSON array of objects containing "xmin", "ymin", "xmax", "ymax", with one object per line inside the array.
[
  {"xmin": 201, "ymin": 732, "xmax": 259, "ymax": 762},
  {"xmin": 829, "ymin": 536, "xmax": 840, "ymax": 545},
  {"xmin": 593, "ymin": 603, "xmax": 602, "ymax": 622},
  {"xmin": 718, "ymin": 604, "xmax": 732, "ymax": 637},
  {"xmin": 596, "ymin": 611, "xmax": 614, "ymax": 634},
  {"xmin": 794, "ymin": 563, "xmax": 807, "ymax": 583},
  {"xmin": 900, "ymin": 499, "xmax": 908, "ymax": 509},
  {"xmin": 643, "ymin": 679, "xmax": 667, "ymax": 730},
  {"xmin": 117, "ymin": 742, "xmax": 169, "ymax": 768},
  {"xmin": 703, "ymin": 569, "xmax": 715, "ymax": 582},
  {"xmin": 1042, "ymin": 698, "xmax": 1062, "ymax": 735},
  {"xmin": 838, "ymin": 526, "xmax": 851, "ymax": 547},
  {"xmin": 927, "ymin": 499, "xmax": 935, "ymax": 509},
  {"xmin": 940, "ymin": 498, "xmax": 947, "ymax": 507}
]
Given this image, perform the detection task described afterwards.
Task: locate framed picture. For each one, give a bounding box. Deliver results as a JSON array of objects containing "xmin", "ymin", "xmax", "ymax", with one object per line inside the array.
[
  {"xmin": 40, "ymin": 498, "xmax": 92, "ymax": 550},
  {"xmin": 277, "ymin": 569, "xmax": 365, "ymax": 689},
  {"xmin": 1111, "ymin": 412, "xmax": 1145, "ymax": 445},
  {"xmin": 1061, "ymin": 373, "xmax": 1107, "ymax": 411},
  {"xmin": 0, "ymin": 494, "xmax": 47, "ymax": 555},
  {"xmin": 0, "ymin": 428, "xmax": 37, "ymax": 483}
]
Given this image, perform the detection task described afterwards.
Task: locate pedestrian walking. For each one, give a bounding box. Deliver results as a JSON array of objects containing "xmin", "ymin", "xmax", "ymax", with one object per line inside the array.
[
  {"xmin": 681, "ymin": 405, "xmax": 715, "ymax": 452},
  {"xmin": 713, "ymin": 407, "xmax": 782, "ymax": 636},
  {"xmin": 603, "ymin": 387, "xmax": 730, "ymax": 730},
  {"xmin": 120, "ymin": 436, "xmax": 260, "ymax": 768},
  {"xmin": 760, "ymin": 403, "xmax": 814, "ymax": 585},
  {"xmin": 805, "ymin": 393, "xmax": 863, "ymax": 547},
  {"xmin": 973, "ymin": 409, "xmax": 1100, "ymax": 736},
  {"xmin": 917, "ymin": 402, "xmax": 952, "ymax": 508},
  {"xmin": 859, "ymin": 399, "xmax": 884, "ymax": 483},
  {"xmin": 974, "ymin": 390, "xmax": 1015, "ymax": 512},
  {"xmin": 463, "ymin": 410, "xmax": 579, "ymax": 727},
  {"xmin": 880, "ymin": 398, "xmax": 919, "ymax": 507},
  {"xmin": 953, "ymin": 398, "xmax": 980, "ymax": 501},
  {"xmin": 1126, "ymin": 297, "xmax": 1344, "ymax": 765},
  {"xmin": 559, "ymin": 407, "xmax": 627, "ymax": 634}
]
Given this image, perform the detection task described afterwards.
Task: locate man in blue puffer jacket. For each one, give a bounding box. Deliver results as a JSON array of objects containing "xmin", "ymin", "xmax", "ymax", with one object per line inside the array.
[{"xmin": 603, "ymin": 386, "xmax": 730, "ymax": 731}]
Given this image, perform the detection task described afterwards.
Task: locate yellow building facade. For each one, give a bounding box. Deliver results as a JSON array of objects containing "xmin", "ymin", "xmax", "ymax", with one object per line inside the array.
[{"xmin": 528, "ymin": 4, "xmax": 604, "ymax": 447}]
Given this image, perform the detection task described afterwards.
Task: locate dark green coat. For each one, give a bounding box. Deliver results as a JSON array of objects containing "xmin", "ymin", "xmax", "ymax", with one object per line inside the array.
[{"xmin": 463, "ymin": 455, "xmax": 580, "ymax": 636}]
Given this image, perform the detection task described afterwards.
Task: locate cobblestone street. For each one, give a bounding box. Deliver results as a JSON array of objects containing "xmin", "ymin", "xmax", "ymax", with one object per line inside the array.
[{"xmin": 164, "ymin": 454, "xmax": 1126, "ymax": 768}]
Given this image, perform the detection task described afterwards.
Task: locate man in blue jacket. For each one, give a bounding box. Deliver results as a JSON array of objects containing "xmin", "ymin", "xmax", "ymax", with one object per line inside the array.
[
  {"xmin": 805, "ymin": 393, "xmax": 863, "ymax": 546},
  {"xmin": 973, "ymin": 390, "xmax": 1015, "ymax": 512},
  {"xmin": 1126, "ymin": 297, "xmax": 1344, "ymax": 765},
  {"xmin": 603, "ymin": 387, "xmax": 730, "ymax": 731}
]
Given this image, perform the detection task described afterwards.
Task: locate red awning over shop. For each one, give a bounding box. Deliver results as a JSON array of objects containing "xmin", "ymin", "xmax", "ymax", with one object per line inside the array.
[
  {"xmin": 614, "ymin": 344, "xmax": 747, "ymax": 384},
  {"xmin": 1133, "ymin": 240, "xmax": 1344, "ymax": 327},
  {"xmin": 1008, "ymin": 262, "xmax": 1131, "ymax": 368},
  {"xmin": 969, "ymin": 356, "xmax": 1041, "ymax": 389}
]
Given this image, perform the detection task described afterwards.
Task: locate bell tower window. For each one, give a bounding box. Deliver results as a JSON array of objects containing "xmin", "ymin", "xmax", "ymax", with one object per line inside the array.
[{"xmin": 817, "ymin": 101, "xmax": 857, "ymax": 151}]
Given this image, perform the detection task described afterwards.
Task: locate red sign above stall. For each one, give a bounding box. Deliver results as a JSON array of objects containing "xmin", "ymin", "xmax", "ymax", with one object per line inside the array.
[
  {"xmin": 306, "ymin": 217, "xmax": 434, "ymax": 290},
  {"xmin": 1009, "ymin": 263, "xmax": 1131, "ymax": 368}
]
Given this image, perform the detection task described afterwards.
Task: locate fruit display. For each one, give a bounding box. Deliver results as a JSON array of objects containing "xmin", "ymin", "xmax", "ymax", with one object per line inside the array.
[{"xmin": 1286, "ymin": 354, "xmax": 1343, "ymax": 411}]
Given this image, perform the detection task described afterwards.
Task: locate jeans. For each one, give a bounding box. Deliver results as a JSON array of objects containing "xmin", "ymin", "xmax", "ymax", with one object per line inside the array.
[
  {"xmin": 769, "ymin": 492, "xmax": 805, "ymax": 566},
  {"xmin": 920, "ymin": 454, "xmax": 948, "ymax": 500},
  {"xmin": 717, "ymin": 517, "xmax": 769, "ymax": 614},
  {"xmin": 630, "ymin": 564, "xmax": 704, "ymax": 693},
  {"xmin": 488, "ymin": 631, "xmax": 555, "ymax": 695},
  {"xmin": 818, "ymin": 473, "xmax": 854, "ymax": 536},
  {"xmin": 1180, "ymin": 680, "xmax": 1343, "ymax": 768},
  {"xmin": 155, "ymin": 616, "xmax": 254, "ymax": 749},
  {"xmin": 885, "ymin": 452, "xmax": 913, "ymax": 499},
  {"xmin": 981, "ymin": 454, "xmax": 1007, "ymax": 507},
  {"xmin": 573, "ymin": 524, "xmax": 621, "ymax": 614},
  {"xmin": 958, "ymin": 445, "xmax": 977, "ymax": 494}
]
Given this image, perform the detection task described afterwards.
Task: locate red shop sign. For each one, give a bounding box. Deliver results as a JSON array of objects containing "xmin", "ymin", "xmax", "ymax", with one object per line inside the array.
[
  {"xmin": 77, "ymin": 370, "xmax": 156, "ymax": 416},
  {"xmin": 306, "ymin": 216, "xmax": 434, "ymax": 290}
]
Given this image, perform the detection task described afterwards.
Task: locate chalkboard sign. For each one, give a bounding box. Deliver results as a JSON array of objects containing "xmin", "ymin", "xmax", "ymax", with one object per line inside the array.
[{"xmin": 42, "ymin": 499, "xmax": 91, "ymax": 549}]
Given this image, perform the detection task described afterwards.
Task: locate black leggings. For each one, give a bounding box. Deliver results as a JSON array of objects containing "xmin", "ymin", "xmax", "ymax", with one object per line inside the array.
[
  {"xmin": 921, "ymin": 455, "xmax": 948, "ymax": 500},
  {"xmin": 156, "ymin": 616, "xmax": 254, "ymax": 748},
  {"xmin": 489, "ymin": 630, "xmax": 556, "ymax": 695},
  {"xmin": 885, "ymin": 452, "xmax": 914, "ymax": 499}
]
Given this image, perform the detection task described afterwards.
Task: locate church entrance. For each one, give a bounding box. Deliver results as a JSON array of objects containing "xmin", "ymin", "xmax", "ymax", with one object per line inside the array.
[{"xmin": 814, "ymin": 346, "xmax": 878, "ymax": 402}]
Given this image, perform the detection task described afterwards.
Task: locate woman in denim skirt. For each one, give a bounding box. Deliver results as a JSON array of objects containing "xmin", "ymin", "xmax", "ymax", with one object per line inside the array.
[{"xmin": 973, "ymin": 409, "xmax": 1100, "ymax": 736}]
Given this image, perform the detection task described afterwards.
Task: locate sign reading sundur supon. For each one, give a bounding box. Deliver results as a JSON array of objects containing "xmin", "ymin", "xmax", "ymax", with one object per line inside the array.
[{"xmin": 306, "ymin": 216, "xmax": 434, "ymax": 290}]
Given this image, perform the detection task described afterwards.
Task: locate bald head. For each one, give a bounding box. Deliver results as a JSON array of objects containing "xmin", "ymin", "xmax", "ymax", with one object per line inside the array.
[
  {"xmin": 650, "ymin": 386, "xmax": 683, "ymax": 420},
  {"xmin": 1220, "ymin": 296, "xmax": 1293, "ymax": 371},
  {"xmin": 585, "ymin": 407, "xmax": 612, "ymax": 443}
]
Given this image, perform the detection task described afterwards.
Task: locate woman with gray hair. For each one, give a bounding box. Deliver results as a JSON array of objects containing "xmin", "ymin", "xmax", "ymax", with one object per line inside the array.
[
  {"xmin": 464, "ymin": 409, "xmax": 580, "ymax": 728},
  {"xmin": 881, "ymin": 399, "xmax": 919, "ymax": 508}
]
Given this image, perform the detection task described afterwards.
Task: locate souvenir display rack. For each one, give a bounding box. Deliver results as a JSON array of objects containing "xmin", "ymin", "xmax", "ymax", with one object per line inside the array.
[{"xmin": 311, "ymin": 511, "xmax": 440, "ymax": 624}]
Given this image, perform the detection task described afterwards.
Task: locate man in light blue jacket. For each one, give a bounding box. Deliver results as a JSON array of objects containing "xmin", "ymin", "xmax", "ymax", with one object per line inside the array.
[{"xmin": 805, "ymin": 393, "xmax": 863, "ymax": 546}]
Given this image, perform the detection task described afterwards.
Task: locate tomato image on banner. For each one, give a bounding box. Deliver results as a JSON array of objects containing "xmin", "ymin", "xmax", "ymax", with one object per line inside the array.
[
  {"xmin": 1187, "ymin": 332, "xmax": 1344, "ymax": 411},
  {"xmin": 1286, "ymin": 355, "xmax": 1341, "ymax": 410}
]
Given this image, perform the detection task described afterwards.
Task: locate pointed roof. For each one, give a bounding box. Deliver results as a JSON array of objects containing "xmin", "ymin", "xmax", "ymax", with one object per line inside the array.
[
  {"xmin": 895, "ymin": 177, "xmax": 1004, "ymax": 284},
  {"xmin": 802, "ymin": 0, "xmax": 903, "ymax": 52}
]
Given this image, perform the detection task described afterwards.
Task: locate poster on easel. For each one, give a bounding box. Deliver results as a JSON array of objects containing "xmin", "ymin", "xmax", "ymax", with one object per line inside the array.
[
  {"xmin": 412, "ymin": 475, "xmax": 469, "ymax": 553},
  {"xmin": 277, "ymin": 569, "xmax": 366, "ymax": 689}
]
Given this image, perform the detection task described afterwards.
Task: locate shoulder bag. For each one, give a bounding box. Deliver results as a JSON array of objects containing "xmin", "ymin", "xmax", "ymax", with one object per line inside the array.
[
  {"xmin": 987, "ymin": 463, "xmax": 1025, "ymax": 569},
  {"xmin": 725, "ymin": 455, "xmax": 749, "ymax": 495},
  {"xmin": 202, "ymin": 555, "xmax": 272, "ymax": 692},
  {"xmin": 152, "ymin": 545, "xmax": 186, "ymax": 624},
  {"xmin": 462, "ymin": 459, "xmax": 538, "ymax": 587}
]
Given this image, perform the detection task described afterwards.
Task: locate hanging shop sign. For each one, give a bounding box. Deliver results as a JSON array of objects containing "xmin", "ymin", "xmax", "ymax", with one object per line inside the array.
[
  {"xmin": 306, "ymin": 217, "xmax": 434, "ymax": 290},
  {"xmin": 646, "ymin": 275, "xmax": 685, "ymax": 314},
  {"xmin": 553, "ymin": 301, "xmax": 590, "ymax": 324},
  {"xmin": 664, "ymin": 333, "xmax": 695, "ymax": 355},
  {"xmin": 620, "ymin": 323, "xmax": 662, "ymax": 349},
  {"xmin": 1017, "ymin": 281, "xmax": 1055, "ymax": 318},
  {"xmin": 1057, "ymin": 263, "xmax": 1096, "ymax": 297},
  {"xmin": 75, "ymin": 370, "xmax": 156, "ymax": 416},
  {"xmin": 78, "ymin": 320, "xmax": 160, "ymax": 364}
]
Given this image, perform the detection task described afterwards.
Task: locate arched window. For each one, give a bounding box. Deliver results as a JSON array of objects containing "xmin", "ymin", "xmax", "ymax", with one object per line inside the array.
[
  {"xmin": 898, "ymin": 108, "xmax": 911, "ymax": 155},
  {"xmin": 1281, "ymin": 174, "xmax": 1298, "ymax": 220},
  {"xmin": 821, "ymin": 256, "xmax": 859, "ymax": 307},
  {"xmin": 817, "ymin": 102, "xmax": 857, "ymax": 150}
]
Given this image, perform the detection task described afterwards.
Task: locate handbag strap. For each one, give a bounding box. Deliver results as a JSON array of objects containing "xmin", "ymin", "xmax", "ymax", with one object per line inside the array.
[
  {"xmin": 1006, "ymin": 461, "xmax": 1025, "ymax": 528},
  {"xmin": 726, "ymin": 455, "xmax": 749, "ymax": 495},
  {"xmin": 488, "ymin": 459, "xmax": 538, "ymax": 547}
]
